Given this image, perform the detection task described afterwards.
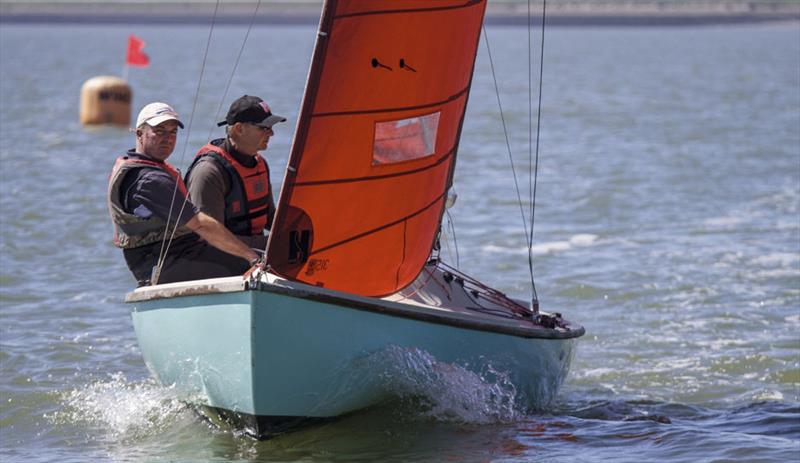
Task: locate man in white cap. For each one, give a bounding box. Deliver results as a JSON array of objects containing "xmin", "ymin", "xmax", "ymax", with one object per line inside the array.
[
  {"xmin": 185, "ymin": 95, "xmax": 286, "ymax": 250},
  {"xmin": 108, "ymin": 102, "xmax": 262, "ymax": 286}
]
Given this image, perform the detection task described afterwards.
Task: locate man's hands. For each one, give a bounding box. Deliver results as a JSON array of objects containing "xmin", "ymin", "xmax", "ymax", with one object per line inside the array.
[
  {"xmin": 186, "ymin": 212, "xmax": 260, "ymax": 264},
  {"xmin": 249, "ymin": 254, "xmax": 267, "ymax": 269}
]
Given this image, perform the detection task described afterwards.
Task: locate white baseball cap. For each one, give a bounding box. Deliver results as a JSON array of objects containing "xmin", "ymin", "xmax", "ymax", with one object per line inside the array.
[{"xmin": 136, "ymin": 102, "xmax": 184, "ymax": 129}]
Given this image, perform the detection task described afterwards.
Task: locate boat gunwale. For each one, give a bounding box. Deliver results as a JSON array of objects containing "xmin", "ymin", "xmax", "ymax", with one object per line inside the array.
[{"xmin": 125, "ymin": 276, "xmax": 585, "ymax": 340}]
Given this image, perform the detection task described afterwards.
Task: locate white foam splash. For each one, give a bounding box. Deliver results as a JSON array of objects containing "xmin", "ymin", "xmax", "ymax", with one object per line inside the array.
[
  {"xmin": 704, "ymin": 216, "xmax": 745, "ymax": 227},
  {"xmin": 530, "ymin": 241, "xmax": 572, "ymax": 254},
  {"xmin": 693, "ymin": 339, "xmax": 751, "ymax": 350},
  {"xmin": 580, "ymin": 368, "xmax": 618, "ymax": 379},
  {"xmin": 483, "ymin": 233, "xmax": 598, "ymax": 256},
  {"xmin": 48, "ymin": 373, "xmax": 191, "ymax": 440},
  {"xmin": 367, "ymin": 346, "xmax": 523, "ymax": 424},
  {"xmin": 750, "ymin": 389, "xmax": 785, "ymax": 401},
  {"xmin": 751, "ymin": 252, "xmax": 799, "ymax": 267},
  {"xmin": 569, "ymin": 234, "xmax": 599, "ymax": 246}
]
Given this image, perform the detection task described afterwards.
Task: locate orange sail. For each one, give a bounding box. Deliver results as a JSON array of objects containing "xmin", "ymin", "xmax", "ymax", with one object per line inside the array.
[{"xmin": 266, "ymin": 0, "xmax": 487, "ymax": 297}]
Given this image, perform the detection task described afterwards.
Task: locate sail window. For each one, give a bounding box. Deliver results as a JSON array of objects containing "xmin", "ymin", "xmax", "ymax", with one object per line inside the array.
[{"xmin": 373, "ymin": 112, "xmax": 440, "ymax": 165}]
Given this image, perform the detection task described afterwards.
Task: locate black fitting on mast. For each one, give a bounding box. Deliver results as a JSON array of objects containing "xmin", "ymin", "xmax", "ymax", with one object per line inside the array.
[{"xmin": 530, "ymin": 298, "xmax": 540, "ymax": 314}]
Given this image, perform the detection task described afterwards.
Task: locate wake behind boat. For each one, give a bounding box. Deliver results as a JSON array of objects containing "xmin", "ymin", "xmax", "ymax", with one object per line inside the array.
[{"xmin": 126, "ymin": 0, "xmax": 584, "ymax": 439}]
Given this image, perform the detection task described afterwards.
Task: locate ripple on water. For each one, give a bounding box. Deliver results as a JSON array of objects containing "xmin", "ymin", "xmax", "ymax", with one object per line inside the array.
[
  {"xmin": 512, "ymin": 396, "xmax": 800, "ymax": 463},
  {"xmin": 0, "ymin": 23, "xmax": 797, "ymax": 463}
]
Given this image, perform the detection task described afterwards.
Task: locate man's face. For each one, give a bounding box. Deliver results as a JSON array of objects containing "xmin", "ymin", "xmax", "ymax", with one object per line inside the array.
[
  {"xmin": 137, "ymin": 120, "xmax": 179, "ymax": 161},
  {"xmin": 235, "ymin": 122, "xmax": 274, "ymax": 156}
]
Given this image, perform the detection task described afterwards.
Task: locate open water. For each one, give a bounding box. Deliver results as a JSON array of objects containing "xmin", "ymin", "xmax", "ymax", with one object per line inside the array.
[{"xmin": 1, "ymin": 20, "xmax": 799, "ymax": 463}]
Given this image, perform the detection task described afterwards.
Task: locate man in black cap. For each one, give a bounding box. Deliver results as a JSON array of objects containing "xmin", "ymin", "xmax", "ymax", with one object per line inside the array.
[{"xmin": 185, "ymin": 95, "xmax": 286, "ymax": 250}]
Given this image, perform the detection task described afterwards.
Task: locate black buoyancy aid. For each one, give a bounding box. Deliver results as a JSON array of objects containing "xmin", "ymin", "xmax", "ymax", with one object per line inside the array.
[
  {"xmin": 187, "ymin": 141, "xmax": 272, "ymax": 236},
  {"xmin": 107, "ymin": 155, "xmax": 192, "ymax": 249}
]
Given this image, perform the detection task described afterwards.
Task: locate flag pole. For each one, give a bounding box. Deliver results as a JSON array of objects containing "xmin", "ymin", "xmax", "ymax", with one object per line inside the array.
[{"xmin": 122, "ymin": 64, "xmax": 129, "ymax": 83}]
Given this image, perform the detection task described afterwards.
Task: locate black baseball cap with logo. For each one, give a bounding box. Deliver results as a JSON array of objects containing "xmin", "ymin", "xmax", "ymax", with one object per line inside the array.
[{"xmin": 217, "ymin": 95, "xmax": 286, "ymax": 128}]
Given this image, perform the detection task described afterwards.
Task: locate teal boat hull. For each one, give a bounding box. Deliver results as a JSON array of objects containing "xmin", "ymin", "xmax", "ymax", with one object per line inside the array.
[{"xmin": 129, "ymin": 271, "xmax": 583, "ymax": 438}]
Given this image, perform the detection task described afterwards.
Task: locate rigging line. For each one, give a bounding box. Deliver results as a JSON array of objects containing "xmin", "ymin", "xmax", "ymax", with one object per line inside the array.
[
  {"xmin": 441, "ymin": 228, "xmax": 452, "ymax": 266},
  {"xmin": 528, "ymin": 0, "xmax": 532, "ymax": 204},
  {"xmin": 528, "ymin": 0, "xmax": 547, "ymax": 301},
  {"xmin": 445, "ymin": 208, "xmax": 460, "ymax": 268},
  {"xmin": 480, "ymin": 25, "xmax": 532, "ymax": 253},
  {"xmin": 154, "ymin": 0, "xmax": 222, "ymax": 283},
  {"xmin": 527, "ymin": 0, "xmax": 535, "ymax": 295},
  {"xmin": 207, "ymin": 0, "xmax": 263, "ymax": 141}
]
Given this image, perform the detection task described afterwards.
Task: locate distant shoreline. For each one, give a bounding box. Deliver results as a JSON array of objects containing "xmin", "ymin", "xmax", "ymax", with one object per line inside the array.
[{"xmin": 1, "ymin": 1, "xmax": 798, "ymax": 26}]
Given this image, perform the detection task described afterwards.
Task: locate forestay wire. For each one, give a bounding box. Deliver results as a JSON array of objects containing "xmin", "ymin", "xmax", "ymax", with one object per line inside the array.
[
  {"xmin": 529, "ymin": 0, "xmax": 547, "ymax": 303},
  {"xmin": 444, "ymin": 208, "xmax": 460, "ymax": 267},
  {"xmin": 481, "ymin": 0, "xmax": 547, "ymax": 308},
  {"xmin": 207, "ymin": 0, "xmax": 263, "ymax": 141}
]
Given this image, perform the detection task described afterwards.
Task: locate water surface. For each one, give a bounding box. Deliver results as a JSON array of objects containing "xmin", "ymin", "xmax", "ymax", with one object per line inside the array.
[{"xmin": 1, "ymin": 22, "xmax": 798, "ymax": 462}]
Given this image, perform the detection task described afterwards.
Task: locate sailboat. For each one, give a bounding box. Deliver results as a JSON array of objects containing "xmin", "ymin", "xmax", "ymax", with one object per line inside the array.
[{"xmin": 127, "ymin": 0, "xmax": 584, "ymax": 439}]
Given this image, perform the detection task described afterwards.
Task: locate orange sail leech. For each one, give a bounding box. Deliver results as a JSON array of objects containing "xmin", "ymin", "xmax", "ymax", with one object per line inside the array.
[{"xmin": 266, "ymin": 0, "xmax": 487, "ymax": 296}]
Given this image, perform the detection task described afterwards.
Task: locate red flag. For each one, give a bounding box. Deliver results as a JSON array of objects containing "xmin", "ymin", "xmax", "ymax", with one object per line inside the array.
[{"xmin": 125, "ymin": 35, "xmax": 150, "ymax": 67}]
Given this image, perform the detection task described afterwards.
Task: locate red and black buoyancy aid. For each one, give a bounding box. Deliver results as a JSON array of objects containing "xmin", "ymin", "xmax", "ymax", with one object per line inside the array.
[
  {"xmin": 187, "ymin": 141, "xmax": 272, "ymax": 236},
  {"xmin": 107, "ymin": 154, "xmax": 192, "ymax": 248}
]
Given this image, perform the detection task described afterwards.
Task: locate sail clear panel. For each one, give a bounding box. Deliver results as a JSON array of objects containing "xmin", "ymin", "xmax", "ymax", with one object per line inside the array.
[
  {"xmin": 266, "ymin": 0, "xmax": 487, "ymax": 296},
  {"xmin": 373, "ymin": 112, "xmax": 440, "ymax": 165}
]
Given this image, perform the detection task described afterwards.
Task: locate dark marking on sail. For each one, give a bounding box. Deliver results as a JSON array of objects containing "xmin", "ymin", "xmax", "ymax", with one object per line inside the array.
[
  {"xmin": 371, "ymin": 58, "xmax": 393, "ymax": 70},
  {"xmin": 399, "ymin": 59, "xmax": 417, "ymax": 72},
  {"xmin": 288, "ymin": 230, "xmax": 311, "ymax": 264},
  {"xmin": 311, "ymin": 87, "xmax": 467, "ymax": 118}
]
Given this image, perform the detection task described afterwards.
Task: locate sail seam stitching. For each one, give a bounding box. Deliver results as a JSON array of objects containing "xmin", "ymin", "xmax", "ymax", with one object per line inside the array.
[
  {"xmin": 312, "ymin": 88, "xmax": 468, "ymax": 118},
  {"xmin": 309, "ymin": 193, "xmax": 445, "ymax": 256},
  {"xmin": 333, "ymin": 0, "xmax": 482, "ymax": 20},
  {"xmin": 293, "ymin": 149, "xmax": 454, "ymax": 187}
]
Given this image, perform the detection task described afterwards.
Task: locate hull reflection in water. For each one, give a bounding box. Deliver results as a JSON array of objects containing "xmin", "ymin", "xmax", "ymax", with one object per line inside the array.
[{"xmin": 128, "ymin": 265, "xmax": 583, "ymax": 439}]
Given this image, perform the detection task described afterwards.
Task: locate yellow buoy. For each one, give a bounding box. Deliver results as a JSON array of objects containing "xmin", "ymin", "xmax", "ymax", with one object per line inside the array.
[{"xmin": 79, "ymin": 76, "xmax": 132, "ymax": 127}]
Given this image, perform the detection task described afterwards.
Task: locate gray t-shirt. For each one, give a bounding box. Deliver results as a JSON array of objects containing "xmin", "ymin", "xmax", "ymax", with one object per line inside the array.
[{"xmin": 186, "ymin": 140, "xmax": 273, "ymax": 250}]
